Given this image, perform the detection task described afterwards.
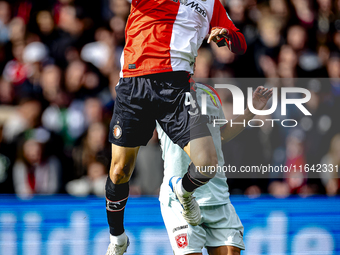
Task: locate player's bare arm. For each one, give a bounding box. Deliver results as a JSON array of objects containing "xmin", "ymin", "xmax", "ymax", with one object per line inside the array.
[{"xmin": 221, "ymin": 86, "xmax": 273, "ymax": 142}]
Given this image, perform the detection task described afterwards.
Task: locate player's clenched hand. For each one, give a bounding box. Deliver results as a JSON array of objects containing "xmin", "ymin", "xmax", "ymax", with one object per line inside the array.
[
  {"xmin": 252, "ymin": 86, "xmax": 273, "ymax": 110},
  {"xmin": 207, "ymin": 27, "xmax": 229, "ymax": 44}
]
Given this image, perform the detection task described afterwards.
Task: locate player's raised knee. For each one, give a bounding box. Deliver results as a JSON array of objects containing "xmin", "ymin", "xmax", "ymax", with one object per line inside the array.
[
  {"xmin": 201, "ymin": 151, "xmax": 218, "ymax": 167},
  {"xmin": 193, "ymin": 151, "xmax": 218, "ymax": 178},
  {"xmin": 109, "ymin": 162, "xmax": 133, "ymax": 184},
  {"xmin": 188, "ymin": 136, "xmax": 218, "ymax": 172}
]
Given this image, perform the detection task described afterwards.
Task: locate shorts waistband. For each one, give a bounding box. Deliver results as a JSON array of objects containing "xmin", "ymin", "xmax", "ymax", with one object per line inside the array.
[{"xmin": 142, "ymin": 71, "xmax": 191, "ymax": 81}]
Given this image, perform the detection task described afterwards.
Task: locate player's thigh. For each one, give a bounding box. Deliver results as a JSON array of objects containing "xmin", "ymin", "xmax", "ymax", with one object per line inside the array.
[
  {"xmin": 108, "ymin": 77, "xmax": 157, "ymax": 184},
  {"xmin": 109, "ymin": 144, "xmax": 139, "ymax": 184},
  {"xmin": 207, "ymin": 245, "xmax": 241, "ymax": 255},
  {"xmin": 108, "ymin": 77, "xmax": 156, "ymax": 148},
  {"xmin": 156, "ymin": 74, "xmax": 211, "ymax": 151}
]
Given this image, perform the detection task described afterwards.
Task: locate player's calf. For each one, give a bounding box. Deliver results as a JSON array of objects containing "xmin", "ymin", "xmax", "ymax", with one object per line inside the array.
[
  {"xmin": 185, "ymin": 136, "xmax": 218, "ymax": 179},
  {"xmin": 105, "ymin": 176, "xmax": 130, "ymax": 254},
  {"xmin": 182, "ymin": 163, "xmax": 213, "ymax": 193},
  {"xmin": 105, "ymin": 177, "xmax": 129, "ymax": 236},
  {"xmin": 105, "ymin": 145, "xmax": 138, "ymax": 253},
  {"xmin": 181, "ymin": 135, "xmax": 218, "ymax": 195}
]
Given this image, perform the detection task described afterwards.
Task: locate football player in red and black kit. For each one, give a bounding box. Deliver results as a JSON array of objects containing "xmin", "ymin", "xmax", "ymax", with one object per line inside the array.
[{"xmin": 105, "ymin": 0, "xmax": 247, "ymax": 254}]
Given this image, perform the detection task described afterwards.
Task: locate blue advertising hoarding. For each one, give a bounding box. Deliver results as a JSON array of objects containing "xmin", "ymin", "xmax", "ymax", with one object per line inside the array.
[{"xmin": 0, "ymin": 195, "xmax": 339, "ymax": 255}]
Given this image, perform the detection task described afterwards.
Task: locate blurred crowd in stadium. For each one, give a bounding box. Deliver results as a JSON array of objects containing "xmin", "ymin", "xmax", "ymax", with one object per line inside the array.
[{"xmin": 0, "ymin": 0, "xmax": 339, "ymax": 198}]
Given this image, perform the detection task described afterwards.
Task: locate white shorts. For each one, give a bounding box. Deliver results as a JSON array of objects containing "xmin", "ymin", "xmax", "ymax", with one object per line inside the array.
[{"xmin": 161, "ymin": 199, "xmax": 245, "ymax": 255}]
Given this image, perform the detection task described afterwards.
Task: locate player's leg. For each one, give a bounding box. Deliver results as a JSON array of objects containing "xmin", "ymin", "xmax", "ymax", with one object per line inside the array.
[
  {"xmin": 106, "ymin": 76, "xmax": 156, "ymax": 254},
  {"xmin": 183, "ymin": 136, "xmax": 218, "ymax": 176},
  {"xmin": 181, "ymin": 135, "xmax": 218, "ymax": 190},
  {"xmin": 158, "ymin": 77, "xmax": 218, "ymax": 225},
  {"xmin": 109, "ymin": 144, "xmax": 139, "ymax": 184},
  {"xmin": 106, "ymin": 144, "xmax": 139, "ymax": 235},
  {"xmin": 207, "ymin": 246, "xmax": 241, "ymax": 255},
  {"xmin": 169, "ymin": 136, "xmax": 218, "ymax": 225},
  {"xmin": 165, "ymin": 95, "xmax": 218, "ymax": 226},
  {"xmin": 105, "ymin": 145, "xmax": 139, "ymax": 255},
  {"xmin": 169, "ymin": 129, "xmax": 218, "ymax": 226}
]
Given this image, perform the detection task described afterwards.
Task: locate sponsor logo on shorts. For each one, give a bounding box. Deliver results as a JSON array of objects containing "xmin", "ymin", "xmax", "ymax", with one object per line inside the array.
[
  {"xmin": 113, "ymin": 125, "xmax": 122, "ymax": 139},
  {"xmin": 175, "ymin": 233, "xmax": 188, "ymax": 248},
  {"xmin": 173, "ymin": 225, "xmax": 188, "ymax": 233}
]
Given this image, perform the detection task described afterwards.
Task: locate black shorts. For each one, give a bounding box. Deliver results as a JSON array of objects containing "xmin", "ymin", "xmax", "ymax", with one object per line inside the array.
[{"xmin": 108, "ymin": 71, "xmax": 210, "ymax": 148}]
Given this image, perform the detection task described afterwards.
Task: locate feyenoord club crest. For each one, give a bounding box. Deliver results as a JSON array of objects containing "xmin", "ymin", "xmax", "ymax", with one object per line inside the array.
[
  {"xmin": 113, "ymin": 125, "xmax": 122, "ymax": 139},
  {"xmin": 175, "ymin": 233, "xmax": 188, "ymax": 248}
]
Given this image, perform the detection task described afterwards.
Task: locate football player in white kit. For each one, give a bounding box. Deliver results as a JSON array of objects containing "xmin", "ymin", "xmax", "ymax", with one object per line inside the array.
[{"xmin": 157, "ymin": 83, "xmax": 273, "ymax": 255}]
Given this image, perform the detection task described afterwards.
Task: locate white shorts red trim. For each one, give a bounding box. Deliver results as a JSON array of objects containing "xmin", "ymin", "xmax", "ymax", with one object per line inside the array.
[{"xmin": 161, "ymin": 199, "xmax": 245, "ymax": 255}]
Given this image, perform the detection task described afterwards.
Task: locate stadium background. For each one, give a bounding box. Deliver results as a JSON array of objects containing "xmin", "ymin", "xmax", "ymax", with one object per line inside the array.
[{"xmin": 0, "ymin": 0, "xmax": 339, "ymax": 254}]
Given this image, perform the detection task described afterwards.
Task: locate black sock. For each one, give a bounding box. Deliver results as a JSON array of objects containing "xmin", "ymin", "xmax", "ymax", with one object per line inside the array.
[
  {"xmin": 105, "ymin": 177, "xmax": 129, "ymax": 236},
  {"xmin": 182, "ymin": 163, "xmax": 211, "ymax": 192}
]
